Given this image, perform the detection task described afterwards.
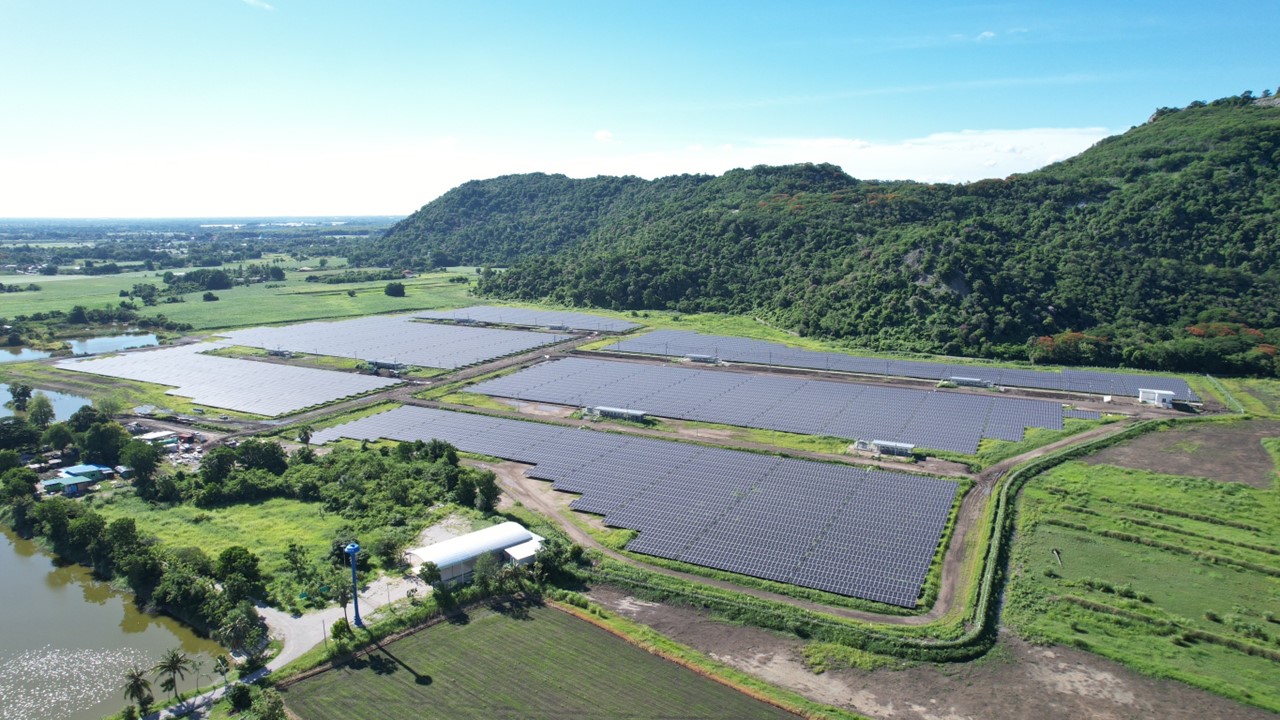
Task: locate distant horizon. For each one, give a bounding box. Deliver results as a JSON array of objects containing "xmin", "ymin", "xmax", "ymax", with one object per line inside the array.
[{"xmin": 2, "ymin": 1, "xmax": 1275, "ymax": 217}]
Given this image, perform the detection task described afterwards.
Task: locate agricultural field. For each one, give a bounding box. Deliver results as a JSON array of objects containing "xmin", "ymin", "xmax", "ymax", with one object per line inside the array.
[
  {"xmin": 0, "ymin": 268, "xmax": 474, "ymax": 331},
  {"xmin": 279, "ymin": 603, "xmax": 797, "ymax": 720},
  {"xmin": 1004, "ymin": 460, "xmax": 1280, "ymax": 712}
]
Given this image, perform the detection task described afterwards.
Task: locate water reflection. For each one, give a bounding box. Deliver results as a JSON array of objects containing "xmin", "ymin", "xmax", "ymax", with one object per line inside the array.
[
  {"xmin": 0, "ymin": 384, "xmax": 90, "ymax": 421},
  {"xmin": 0, "ymin": 527, "xmax": 223, "ymax": 720},
  {"xmin": 66, "ymin": 333, "xmax": 158, "ymax": 355},
  {"xmin": 0, "ymin": 346, "xmax": 51, "ymax": 364}
]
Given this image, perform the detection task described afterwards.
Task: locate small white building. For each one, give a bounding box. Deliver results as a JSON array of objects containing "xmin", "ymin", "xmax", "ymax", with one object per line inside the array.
[
  {"xmin": 406, "ymin": 522, "xmax": 543, "ymax": 585},
  {"xmin": 1138, "ymin": 388, "xmax": 1176, "ymax": 409}
]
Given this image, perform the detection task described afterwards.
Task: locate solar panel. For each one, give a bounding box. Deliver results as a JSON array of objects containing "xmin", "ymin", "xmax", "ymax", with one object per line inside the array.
[
  {"xmin": 602, "ymin": 329, "xmax": 1199, "ymax": 402},
  {"xmin": 219, "ymin": 315, "xmax": 571, "ymax": 369},
  {"xmin": 469, "ymin": 357, "xmax": 1085, "ymax": 454},
  {"xmin": 313, "ymin": 405, "xmax": 959, "ymax": 608},
  {"xmin": 54, "ymin": 343, "xmax": 399, "ymax": 417},
  {"xmin": 415, "ymin": 305, "xmax": 640, "ymax": 333}
]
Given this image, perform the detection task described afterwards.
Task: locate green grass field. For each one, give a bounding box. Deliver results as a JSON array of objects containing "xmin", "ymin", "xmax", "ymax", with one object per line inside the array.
[
  {"xmin": 0, "ymin": 269, "xmax": 474, "ymax": 331},
  {"xmin": 279, "ymin": 603, "xmax": 796, "ymax": 720},
  {"xmin": 1004, "ymin": 461, "xmax": 1280, "ymax": 712},
  {"xmin": 87, "ymin": 494, "xmax": 348, "ymax": 575}
]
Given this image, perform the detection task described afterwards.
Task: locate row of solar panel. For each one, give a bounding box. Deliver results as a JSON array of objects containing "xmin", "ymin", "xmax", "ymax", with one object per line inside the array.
[
  {"xmin": 471, "ymin": 357, "xmax": 1099, "ymax": 454},
  {"xmin": 415, "ymin": 305, "xmax": 640, "ymax": 332},
  {"xmin": 602, "ymin": 329, "xmax": 1199, "ymax": 402},
  {"xmin": 310, "ymin": 405, "xmax": 958, "ymax": 607}
]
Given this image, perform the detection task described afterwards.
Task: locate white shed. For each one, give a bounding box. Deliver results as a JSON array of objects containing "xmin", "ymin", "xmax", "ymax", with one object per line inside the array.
[
  {"xmin": 407, "ymin": 522, "xmax": 543, "ymax": 585},
  {"xmin": 1137, "ymin": 388, "xmax": 1175, "ymax": 408}
]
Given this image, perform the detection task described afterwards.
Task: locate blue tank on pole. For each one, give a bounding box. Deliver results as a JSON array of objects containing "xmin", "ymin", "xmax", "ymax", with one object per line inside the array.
[{"xmin": 345, "ymin": 542, "xmax": 363, "ymax": 628}]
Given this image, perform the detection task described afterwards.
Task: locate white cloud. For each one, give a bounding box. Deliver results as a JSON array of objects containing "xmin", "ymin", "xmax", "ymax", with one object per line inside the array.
[
  {"xmin": 0, "ymin": 127, "xmax": 1112, "ymax": 217},
  {"xmin": 242, "ymin": 0, "xmax": 274, "ymax": 10},
  {"xmin": 976, "ymin": 31, "xmax": 997, "ymax": 42},
  {"xmin": 593, "ymin": 129, "xmax": 614, "ymax": 142}
]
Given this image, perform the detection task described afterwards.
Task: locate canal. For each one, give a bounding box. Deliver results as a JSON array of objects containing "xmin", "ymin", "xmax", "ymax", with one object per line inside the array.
[{"xmin": 0, "ymin": 526, "xmax": 223, "ymax": 720}]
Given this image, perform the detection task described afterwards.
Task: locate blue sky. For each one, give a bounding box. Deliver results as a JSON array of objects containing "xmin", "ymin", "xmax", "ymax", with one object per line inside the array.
[{"xmin": 1, "ymin": 1, "xmax": 1275, "ymax": 217}]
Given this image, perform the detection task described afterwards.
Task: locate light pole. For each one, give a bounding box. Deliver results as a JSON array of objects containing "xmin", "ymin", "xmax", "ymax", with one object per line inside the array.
[{"xmin": 345, "ymin": 542, "xmax": 363, "ymax": 628}]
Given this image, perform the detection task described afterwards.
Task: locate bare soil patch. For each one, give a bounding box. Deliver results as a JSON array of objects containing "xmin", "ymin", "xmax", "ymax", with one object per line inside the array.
[
  {"xmin": 587, "ymin": 587, "xmax": 1275, "ymax": 720},
  {"xmin": 1081, "ymin": 419, "xmax": 1279, "ymax": 487}
]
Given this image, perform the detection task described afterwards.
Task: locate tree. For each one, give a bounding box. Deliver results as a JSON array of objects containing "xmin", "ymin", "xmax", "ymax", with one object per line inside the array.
[
  {"xmin": 121, "ymin": 665, "xmax": 153, "ymax": 717},
  {"xmin": 7, "ymin": 383, "xmax": 32, "ymax": 411},
  {"xmin": 25, "ymin": 392, "xmax": 54, "ymax": 429},
  {"xmin": 226, "ymin": 683, "xmax": 253, "ymax": 711},
  {"xmin": 0, "ymin": 417, "xmax": 38, "ymax": 451},
  {"xmin": 216, "ymin": 546, "xmax": 264, "ymax": 588},
  {"xmin": 216, "ymin": 601, "xmax": 266, "ymax": 654},
  {"xmin": 236, "ymin": 438, "xmax": 288, "ymax": 475},
  {"xmin": 200, "ymin": 446, "xmax": 237, "ymax": 485},
  {"xmin": 41, "ymin": 423, "xmax": 75, "ymax": 452},
  {"xmin": 330, "ymin": 569, "xmax": 353, "ymax": 626},
  {"xmin": 417, "ymin": 561, "xmax": 442, "ymax": 588},
  {"xmin": 284, "ymin": 542, "xmax": 311, "ymax": 582},
  {"xmin": 384, "ymin": 281, "xmax": 406, "ymax": 297},
  {"xmin": 296, "ymin": 424, "xmax": 313, "ymax": 445},
  {"xmin": 251, "ymin": 689, "xmax": 287, "ymax": 720},
  {"xmin": 151, "ymin": 647, "xmax": 194, "ymax": 704},
  {"xmin": 213, "ymin": 654, "xmax": 231, "ymax": 687},
  {"xmin": 120, "ymin": 440, "xmax": 161, "ymax": 497},
  {"xmin": 472, "ymin": 552, "xmax": 502, "ymax": 593},
  {"xmin": 79, "ymin": 421, "xmax": 130, "ymax": 466}
]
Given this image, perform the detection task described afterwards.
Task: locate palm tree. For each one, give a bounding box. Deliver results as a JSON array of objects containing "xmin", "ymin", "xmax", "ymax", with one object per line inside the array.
[
  {"xmin": 297, "ymin": 424, "xmax": 313, "ymax": 445},
  {"xmin": 122, "ymin": 665, "xmax": 153, "ymax": 716},
  {"xmin": 214, "ymin": 654, "xmax": 231, "ymax": 687},
  {"xmin": 152, "ymin": 647, "xmax": 195, "ymax": 704}
]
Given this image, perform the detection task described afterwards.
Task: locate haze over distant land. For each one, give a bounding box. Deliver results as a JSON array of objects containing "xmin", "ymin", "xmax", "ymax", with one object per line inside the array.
[{"xmin": 1, "ymin": 1, "xmax": 1276, "ymax": 217}]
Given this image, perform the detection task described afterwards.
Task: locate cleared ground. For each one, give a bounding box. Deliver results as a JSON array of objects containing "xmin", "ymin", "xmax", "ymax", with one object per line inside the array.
[
  {"xmin": 1004, "ymin": 461, "xmax": 1280, "ymax": 712},
  {"xmin": 1081, "ymin": 419, "xmax": 1279, "ymax": 487},
  {"xmin": 589, "ymin": 587, "xmax": 1277, "ymax": 720},
  {"xmin": 279, "ymin": 603, "xmax": 797, "ymax": 720}
]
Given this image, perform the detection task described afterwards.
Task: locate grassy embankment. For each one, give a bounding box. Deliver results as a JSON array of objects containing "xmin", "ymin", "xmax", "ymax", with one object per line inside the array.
[
  {"xmin": 1005, "ymin": 459, "xmax": 1280, "ymax": 712},
  {"xmin": 278, "ymin": 603, "xmax": 818, "ymax": 720}
]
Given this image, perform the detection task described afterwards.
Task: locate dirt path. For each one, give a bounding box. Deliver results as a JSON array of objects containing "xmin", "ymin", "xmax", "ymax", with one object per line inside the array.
[{"xmin": 589, "ymin": 588, "xmax": 1275, "ymax": 720}]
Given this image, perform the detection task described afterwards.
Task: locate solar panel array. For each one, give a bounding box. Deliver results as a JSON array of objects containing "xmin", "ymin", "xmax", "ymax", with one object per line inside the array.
[
  {"xmin": 470, "ymin": 358, "xmax": 1098, "ymax": 454},
  {"xmin": 604, "ymin": 329, "xmax": 1199, "ymax": 402},
  {"xmin": 311, "ymin": 405, "xmax": 958, "ymax": 607},
  {"xmin": 415, "ymin": 305, "xmax": 641, "ymax": 333},
  {"xmin": 54, "ymin": 343, "xmax": 399, "ymax": 416},
  {"xmin": 219, "ymin": 315, "xmax": 571, "ymax": 369}
]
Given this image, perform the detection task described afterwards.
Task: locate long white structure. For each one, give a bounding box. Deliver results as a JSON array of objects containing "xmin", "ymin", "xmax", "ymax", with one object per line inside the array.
[{"xmin": 407, "ymin": 521, "xmax": 543, "ymax": 584}]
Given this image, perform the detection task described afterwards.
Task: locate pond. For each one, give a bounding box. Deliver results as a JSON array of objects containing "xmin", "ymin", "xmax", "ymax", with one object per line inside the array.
[
  {"xmin": 0, "ymin": 385, "xmax": 92, "ymax": 421},
  {"xmin": 0, "ymin": 527, "xmax": 224, "ymax": 720},
  {"xmin": 0, "ymin": 347, "xmax": 51, "ymax": 364},
  {"xmin": 66, "ymin": 333, "xmax": 159, "ymax": 355}
]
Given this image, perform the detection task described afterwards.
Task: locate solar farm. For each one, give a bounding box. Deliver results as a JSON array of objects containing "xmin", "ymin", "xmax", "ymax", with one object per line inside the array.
[
  {"xmin": 604, "ymin": 329, "xmax": 1199, "ymax": 402},
  {"xmin": 311, "ymin": 405, "xmax": 959, "ymax": 607},
  {"xmin": 470, "ymin": 357, "xmax": 1098, "ymax": 454},
  {"xmin": 53, "ymin": 343, "xmax": 400, "ymax": 416},
  {"xmin": 415, "ymin": 305, "xmax": 641, "ymax": 333},
  {"xmin": 218, "ymin": 314, "xmax": 572, "ymax": 369}
]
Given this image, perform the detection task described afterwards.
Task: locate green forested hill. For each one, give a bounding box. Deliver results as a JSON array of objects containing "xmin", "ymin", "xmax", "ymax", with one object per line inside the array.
[{"xmin": 361, "ymin": 96, "xmax": 1280, "ymax": 376}]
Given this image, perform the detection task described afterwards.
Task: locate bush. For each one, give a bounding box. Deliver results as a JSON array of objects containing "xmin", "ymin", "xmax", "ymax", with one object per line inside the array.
[
  {"xmin": 226, "ymin": 683, "xmax": 253, "ymax": 711},
  {"xmin": 384, "ymin": 282, "xmax": 405, "ymax": 297},
  {"xmin": 202, "ymin": 291, "xmax": 219, "ymax": 302}
]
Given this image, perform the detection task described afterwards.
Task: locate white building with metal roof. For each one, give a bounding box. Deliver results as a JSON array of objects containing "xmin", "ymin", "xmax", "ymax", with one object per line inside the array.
[{"xmin": 406, "ymin": 521, "xmax": 543, "ymax": 585}]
